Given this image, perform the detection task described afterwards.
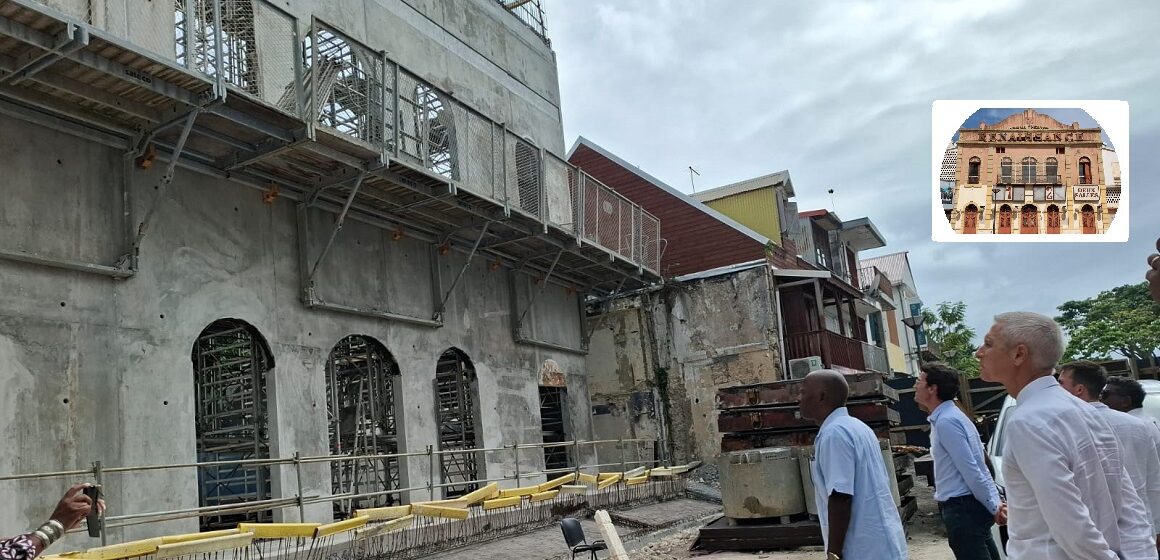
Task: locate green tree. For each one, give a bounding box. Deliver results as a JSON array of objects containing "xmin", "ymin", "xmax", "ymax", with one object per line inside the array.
[
  {"xmin": 920, "ymin": 301, "xmax": 981, "ymax": 377},
  {"xmin": 1055, "ymin": 282, "xmax": 1160, "ymax": 362}
]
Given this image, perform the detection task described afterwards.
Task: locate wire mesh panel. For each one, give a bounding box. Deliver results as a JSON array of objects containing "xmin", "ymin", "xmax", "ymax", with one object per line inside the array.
[
  {"xmin": 306, "ymin": 21, "xmax": 385, "ymax": 147},
  {"xmin": 617, "ymin": 198, "xmax": 633, "ymax": 260},
  {"xmin": 250, "ymin": 1, "xmax": 300, "ymax": 113},
  {"xmin": 192, "ymin": 319, "xmax": 273, "ymax": 530},
  {"xmin": 458, "ymin": 111, "xmax": 499, "ymax": 200},
  {"xmin": 505, "ymin": 133, "xmax": 542, "ymax": 219},
  {"xmin": 326, "ymin": 335, "xmax": 403, "ymax": 518},
  {"xmin": 582, "ymin": 174, "xmax": 601, "ymax": 247},
  {"xmin": 596, "ymin": 185, "xmax": 620, "ymax": 255},
  {"xmin": 396, "ymin": 70, "xmax": 459, "ymax": 178},
  {"xmin": 640, "ymin": 214, "xmax": 660, "ymax": 273},
  {"xmin": 495, "ymin": 0, "xmax": 549, "ymax": 46},
  {"xmin": 434, "ymin": 349, "xmax": 480, "ymax": 498},
  {"xmin": 176, "ymin": 0, "xmax": 260, "ymax": 94},
  {"xmin": 541, "ymin": 155, "xmax": 574, "ymax": 233}
]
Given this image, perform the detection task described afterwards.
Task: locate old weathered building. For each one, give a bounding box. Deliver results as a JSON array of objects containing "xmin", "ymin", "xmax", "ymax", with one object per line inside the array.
[{"xmin": 0, "ymin": 0, "xmax": 659, "ymax": 544}]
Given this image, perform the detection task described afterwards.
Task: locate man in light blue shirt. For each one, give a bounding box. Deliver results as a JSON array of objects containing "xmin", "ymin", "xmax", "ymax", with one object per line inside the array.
[
  {"xmin": 801, "ymin": 369, "xmax": 908, "ymax": 560},
  {"xmin": 916, "ymin": 362, "xmax": 1006, "ymax": 560}
]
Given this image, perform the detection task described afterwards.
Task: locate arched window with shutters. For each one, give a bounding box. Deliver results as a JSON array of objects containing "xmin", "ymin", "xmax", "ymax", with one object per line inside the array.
[
  {"xmin": 1021, "ymin": 157, "xmax": 1037, "ymax": 183},
  {"xmin": 192, "ymin": 319, "xmax": 274, "ymax": 530},
  {"xmin": 1000, "ymin": 157, "xmax": 1012, "ymax": 183},
  {"xmin": 1045, "ymin": 157, "xmax": 1058, "ymax": 183},
  {"xmin": 1079, "ymin": 157, "xmax": 1092, "ymax": 184},
  {"xmin": 968, "ymin": 157, "xmax": 980, "ymax": 184}
]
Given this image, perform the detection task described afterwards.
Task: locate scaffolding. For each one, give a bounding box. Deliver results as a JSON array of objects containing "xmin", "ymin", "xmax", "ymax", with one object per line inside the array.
[
  {"xmin": 326, "ymin": 335, "xmax": 402, "ymax": 517},
  {"xmin": 539, "ymin": 386, "xmax": 569, "ymax": 471},
  {"xmin": 192, "ymin": 319, "xmax": 273, "ymax": 529},
  {"xmin": 496, "ymin": 0, "xmax": 548, "ymax": 46},
  {"xmin": 434, "ymin": 349, "xmax": 479, "ymax": 498}
]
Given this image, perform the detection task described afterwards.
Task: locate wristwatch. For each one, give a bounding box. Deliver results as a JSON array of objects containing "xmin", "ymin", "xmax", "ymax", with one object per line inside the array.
[{"xmin": 827, "ymin": 552, "xmax": 841, "ymax": 560}]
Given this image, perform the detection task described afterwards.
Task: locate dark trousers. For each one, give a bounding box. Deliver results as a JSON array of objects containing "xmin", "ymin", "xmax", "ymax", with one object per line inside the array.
[{"xmin": 938, "ymin": 495, "xmax": 1002, "ymax": 560}]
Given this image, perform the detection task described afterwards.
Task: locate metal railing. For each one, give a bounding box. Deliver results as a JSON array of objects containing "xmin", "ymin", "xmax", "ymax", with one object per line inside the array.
[
  {"xmin": 0, "ymin": 437, "xmax": 661, "ymax": 539},
  {"xmin": 862, "ymin": 341, "xmax": 889, "ymax": 374},
  {"xmin": 495, "ymin": 0, "xmax": 550, "ymax": 46},
  {"xmin": 996, "ymin": 169, "xmax": 1062, "ymax": 184},
  {"xmin": 22, "ymin": 0, "xmax": 659, "ymax": 274},
  {"xmin": 785, "ymin": 329, "xmax": 868, "ymax": 371}
]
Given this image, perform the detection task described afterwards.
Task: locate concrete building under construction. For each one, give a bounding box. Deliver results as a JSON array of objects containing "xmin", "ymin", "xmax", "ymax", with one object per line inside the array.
[{"xmin": 0, "ymin": 0, "xmax": 661, "ymax": 543}]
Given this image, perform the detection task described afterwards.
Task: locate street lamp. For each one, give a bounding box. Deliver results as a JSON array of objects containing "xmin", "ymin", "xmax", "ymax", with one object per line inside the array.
[{"xmin": 902, "ymin": 313, "xmax": 926, "ymax": 374}]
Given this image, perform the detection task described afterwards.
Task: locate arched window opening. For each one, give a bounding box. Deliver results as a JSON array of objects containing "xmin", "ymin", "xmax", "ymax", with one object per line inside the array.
[
  {"xmin": 435, "ymin": 348, "xmax": 480, "ymax": 497},
  {"xmin": 326, "ymin": 335, "xmax": 403, "ymax": 516},
  {"xmin": 192, "ymin": 319, "xmax": 273, "ymax": 530},
  {"xmin": 967, "ymin": 157, "xmax": 980, "ymax": 184}
]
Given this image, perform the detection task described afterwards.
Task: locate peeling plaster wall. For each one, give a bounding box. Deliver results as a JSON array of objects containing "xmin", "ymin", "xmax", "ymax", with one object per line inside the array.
[
  {"xmin": 586, "ymin": 266, "xmax": 783, "ymax": 466},
  {"xmin": 0, "ymin": 111, "xmax": 588, "ymax": 546}
]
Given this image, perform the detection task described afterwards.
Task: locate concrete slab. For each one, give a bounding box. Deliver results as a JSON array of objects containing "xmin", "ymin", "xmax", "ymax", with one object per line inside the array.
[
  {"xmin": 428, "ymin": 517, "xmax": 628, "ymax": 560},
  {"xmin": 609, "ymin": 499, "xmax": 723, "ymax": 530}
]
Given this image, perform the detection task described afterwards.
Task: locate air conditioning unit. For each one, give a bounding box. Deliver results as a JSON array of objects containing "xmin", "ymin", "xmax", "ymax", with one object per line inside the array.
[{"xmin": 788, "ymin": 356, "xmax": 825, "ymax": 379}]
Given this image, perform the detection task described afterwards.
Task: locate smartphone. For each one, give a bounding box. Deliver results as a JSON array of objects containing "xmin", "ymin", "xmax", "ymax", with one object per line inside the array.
[{"xmin": 82, "ymin": 485, "xmax": 101, "ymax": 537}]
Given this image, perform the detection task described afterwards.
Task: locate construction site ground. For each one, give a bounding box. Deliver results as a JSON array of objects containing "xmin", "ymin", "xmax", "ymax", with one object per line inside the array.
[{"xmin": 432, "ymin": 468, "xmax": 957, "ymax": 559}]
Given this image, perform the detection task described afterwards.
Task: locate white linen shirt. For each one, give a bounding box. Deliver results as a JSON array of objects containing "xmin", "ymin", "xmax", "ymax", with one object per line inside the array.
[
  {"xmin": 811, "ymin": 407, "xmax": 908, "ymax": 559},
  {"xmin": 1093, "ymin": 402, "xmax": 1160, "ymax": 536},
  {"xmin": 1003, "ymin": 376, "xmax": 1157, "ymax": 560}
]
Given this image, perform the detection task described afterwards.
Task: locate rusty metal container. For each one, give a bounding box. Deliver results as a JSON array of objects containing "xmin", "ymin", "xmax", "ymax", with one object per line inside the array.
[{"xmin": 720, "ymin": 447, "xmax": 805, "ymax": 519}]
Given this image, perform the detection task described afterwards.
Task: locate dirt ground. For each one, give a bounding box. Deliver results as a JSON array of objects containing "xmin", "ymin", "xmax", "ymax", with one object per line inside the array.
[{"xmin": 630, "ymin": 473, "xmax": 957, "ymax": 559}]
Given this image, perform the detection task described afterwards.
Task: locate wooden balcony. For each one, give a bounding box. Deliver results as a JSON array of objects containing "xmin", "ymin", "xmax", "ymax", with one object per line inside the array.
[{"xmin": 785, "ymin": 330, "xmax": 889, "ymax": 373}]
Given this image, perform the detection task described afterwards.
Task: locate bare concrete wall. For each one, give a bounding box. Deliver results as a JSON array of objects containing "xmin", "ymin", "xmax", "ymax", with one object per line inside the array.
[
  {"xmin": 586, "ymin": 266, "xmax": 784, "ymax": 466},
  {"xmin": 0, "ymin": 111, "xmax": 588, "ymax": 545}
]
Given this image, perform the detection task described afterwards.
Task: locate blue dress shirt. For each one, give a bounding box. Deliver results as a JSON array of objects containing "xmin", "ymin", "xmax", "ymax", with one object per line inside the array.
[
  {"xmin": 812, "ymin": 407, "xmax": 909, "ymax": 559},
  {"xmin": 928, "ymin": 400, "xmax": 1001, "ymax": 514}
]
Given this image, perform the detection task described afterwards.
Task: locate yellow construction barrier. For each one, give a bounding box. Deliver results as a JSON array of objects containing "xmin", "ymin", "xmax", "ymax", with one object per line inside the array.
[
  {"xmin": 536, "ymin": 473, "xmax": 577, "ymax": 493},
  {"xmin": 314, "ymin": 516, "xmax": 369, "ymax": 538}
]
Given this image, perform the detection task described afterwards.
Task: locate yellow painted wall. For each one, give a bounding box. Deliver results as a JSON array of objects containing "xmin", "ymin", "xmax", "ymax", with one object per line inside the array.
[
  {"xmin": 887, "ymin": 342, "xmax": 907, "ymax": 374},
  {"xmin": 702, "ymin": 189, "xmax": 782, "ymax": 245}
]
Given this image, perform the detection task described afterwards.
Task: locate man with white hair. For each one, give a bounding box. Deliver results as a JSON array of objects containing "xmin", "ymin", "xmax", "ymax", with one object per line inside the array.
[
  {"xmin": 799, "ymin": 369, "xmax": 907, "ymax": 560},
  {"xmin": 977, "ymin": 311, "xmax": 1156, "ymax": 559}
]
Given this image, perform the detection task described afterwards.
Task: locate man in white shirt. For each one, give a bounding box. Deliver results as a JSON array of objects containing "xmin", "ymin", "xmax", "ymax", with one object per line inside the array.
[
  {"xmin": 799, "ymin": 369, "xmax": 908, "ymax": 560},
  {"xmin": 976, "ymin": 311, "xmax": 1156, "ymax": 559},
  {"xmin": 1059, "ymin": 360, "xmax": 1160, "ymax": 551}
]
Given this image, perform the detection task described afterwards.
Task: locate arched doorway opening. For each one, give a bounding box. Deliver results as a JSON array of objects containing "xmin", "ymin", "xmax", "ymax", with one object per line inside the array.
[
  {"xmin": 963, "ymin": 205, "xmax": 978, "ymax": 234},
  {"xmin": 1082, "ymin": 204, "xmax": 1096, "ymax": 234},
  {"xmin": 1020, "ymin": 205, "xmax": 1038, "ymax": 234},
  {"xmin": 192, "ymin": 319, "xmax": 274, "ymax": 529},
  {"xmin": 435, "ymin": 348, "xmax": 481, "ymax": 497},
  {"xmin": 998, "ymin": 205, "xmax": 1012, "ymax": 234},
  {"xmin": 326, "ymin": 335, "xmax": 403, "ymax": 515},
  {"xmin": 1046, "ymin": 205, "xmax": 1061, "ymax": 234}
]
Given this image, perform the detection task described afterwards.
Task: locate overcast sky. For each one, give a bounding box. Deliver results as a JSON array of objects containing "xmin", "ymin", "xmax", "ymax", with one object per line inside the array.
[{"xmin": 543, "ymin": 1, "xmax": 1160, "ymax": 342}]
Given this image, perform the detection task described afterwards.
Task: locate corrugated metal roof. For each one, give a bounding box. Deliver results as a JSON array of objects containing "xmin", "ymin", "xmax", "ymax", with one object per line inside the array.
[
  {"xmin": 566, "ymin": 137, "xmax": 771, "ymax": 245},
  {"xmin": 691, "ymin": 170, "xmax": 792, "ymax": 202},
  {"xmin": 859, "ymin": 251, "xmax": 911, "ymax": 285}
]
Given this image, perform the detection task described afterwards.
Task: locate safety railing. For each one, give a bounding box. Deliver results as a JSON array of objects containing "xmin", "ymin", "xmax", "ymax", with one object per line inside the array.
[
  {"xmin": 22, "ymin": 0, "xmax": 660, "ymax": 275},
  {"xmin": 494, "ymin": 0, "xmax": 550, "ymax": 47},
  {"xmin": 0, "ymin": 438, "xmax": 662, "ymax": 539}
]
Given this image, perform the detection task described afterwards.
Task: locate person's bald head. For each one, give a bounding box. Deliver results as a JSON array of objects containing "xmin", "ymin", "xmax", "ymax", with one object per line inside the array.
[{"xmin": 800, "ymin": 369, "xmax": 849, "ymax": 423}]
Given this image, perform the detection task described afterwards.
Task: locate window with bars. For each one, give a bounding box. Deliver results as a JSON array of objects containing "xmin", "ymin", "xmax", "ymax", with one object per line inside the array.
[
  {"xmin": 326, "ymin": 335, "xmax": 403, "ymax": 516},
  {"xmin": 192, "ymin": 319, "xmax": 273, "ymax": 530}
]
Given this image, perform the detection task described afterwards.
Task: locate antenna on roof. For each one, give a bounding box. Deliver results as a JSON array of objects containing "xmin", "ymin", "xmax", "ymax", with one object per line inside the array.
[
  {"xmin": 828, "ymin": 188, "xmax": 838, "ymax": 214},
  {"xmin": 689, "ymin": 166, "xmax": 701, "ymax": 193}
]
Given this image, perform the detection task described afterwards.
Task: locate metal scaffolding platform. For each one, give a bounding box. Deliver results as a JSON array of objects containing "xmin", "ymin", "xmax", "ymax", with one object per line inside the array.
[{"xmin": 0, "ymin": 0, "xmax": 660, "ymax": 306}]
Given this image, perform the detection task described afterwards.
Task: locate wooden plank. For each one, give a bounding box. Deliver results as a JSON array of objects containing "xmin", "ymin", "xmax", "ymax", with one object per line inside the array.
[
  {"xmin": 559, "ymin": 484, "xmax": 589, "ymax": 495},
  {"xmin": 155, "ymin": 533, "xmax": 254, "ymax": 559},
  {"xmin": 413, "ymin": 503, "xmax": 470, "ymax": 520},
  {"xmin": 354, "ymin": 515, "xmax": 414, "ymax": 539},
  {"xmin": 594, "ymin": 510, "xmax": 629, "ymax": 560},
  {"xmin": 622, "ymin": 466, "xmax": 646, "ymax": 478},
  {"xmin": 625, "ymin": 475, "xmax": 648, "ymax": 486},
  {"xmin": 458, "ymin": 482, "xmax": 500, "ymax": 505},
  {"xmin": 482, "ymin": 496, "xmax": 522, "ymax": 510},
  {"xmin": 697, "ymin": 516, "xmax": 823, "ymax": 550},
  {"xmin": 237, "ymin": 523, "xmax": 321, "ymax": 538},
  {"xmin": 716, "ymin": 372, "xmax": 895, "ymax": 409},
  {"xmin": 498, "ymin": 484, "xmax": 540, "ymax": 498},
  {"xmin": 529, "ymin": 489, "xmax": 559, "ymax": 502},
  {"xmin": 577, "ymin": 473, "xmax": 599, "ymax": 485},
  {"xmin": 159, "ymin": 529, "xmax": 240, "ymax": 544},
  {"xmin": 353, "ymin": 504, "xmax": 412, "ymax": 520},
  {"xmin": 72, "ymin": 539, "xmax": 162, "ymax": 560},
  {"xmin": 717, "ymin": 400, "xmax": 897, "ymax": 432},
  {"xmin": 597, "ymin": 474, "xmax": 621, "ymax": 490},
  {"xmin": 313, "ymin": 516, "xmax": 369, "ymax": 538},
  {"xmin": 536, "ymin": 473, "xmax": 577, "ymax": 492}
]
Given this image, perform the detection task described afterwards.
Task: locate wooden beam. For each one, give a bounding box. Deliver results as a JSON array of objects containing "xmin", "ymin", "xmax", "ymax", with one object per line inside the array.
[{"xmin": 594, "ymin": 510, "xmax": 630, "ymax": 560}]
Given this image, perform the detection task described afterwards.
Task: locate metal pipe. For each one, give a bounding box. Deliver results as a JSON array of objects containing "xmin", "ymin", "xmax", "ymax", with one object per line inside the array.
[
  {"xmin": 294, "ymin": 451, "xmax": 305, "ymax": 522},
  {"xmin": 514, "ymin": 249, "xmax": 563, "ymax": 332},
  {"xmin": 434, "ymin": 221, "xmax": 492, "ymax": 319},
  {"xmin": 306, "ymin": 172, "xmax": 365, "ymax": 286},
  {"xmin": 0, "ymin": 248, "xmax": 133, "ymax": 278},
  {"xmin": 306, "ymin": 300, "xmax": 442, "ymax": 329},
  {"xmin": 132, "ymin": 108, "xmax": 200, "ymax": 253},
  {"xmin": 211, "ymin": 0, "xmax": 225, "ymax": 98},
  {"xmin": 427, "ymin": 445, "xmax": 436, "ymax": 501}
]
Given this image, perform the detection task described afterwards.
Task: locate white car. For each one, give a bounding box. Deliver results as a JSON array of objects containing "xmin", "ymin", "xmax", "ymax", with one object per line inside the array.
[{"xmin": 986, "ymin": 379, "xmax": 1160, "ymax": 558}]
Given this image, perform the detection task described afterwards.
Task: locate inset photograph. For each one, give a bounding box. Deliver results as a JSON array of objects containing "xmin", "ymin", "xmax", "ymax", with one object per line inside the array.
[{"xmin": 939, "ymin": 107, "xmax": 1122, "ymax": 237}]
